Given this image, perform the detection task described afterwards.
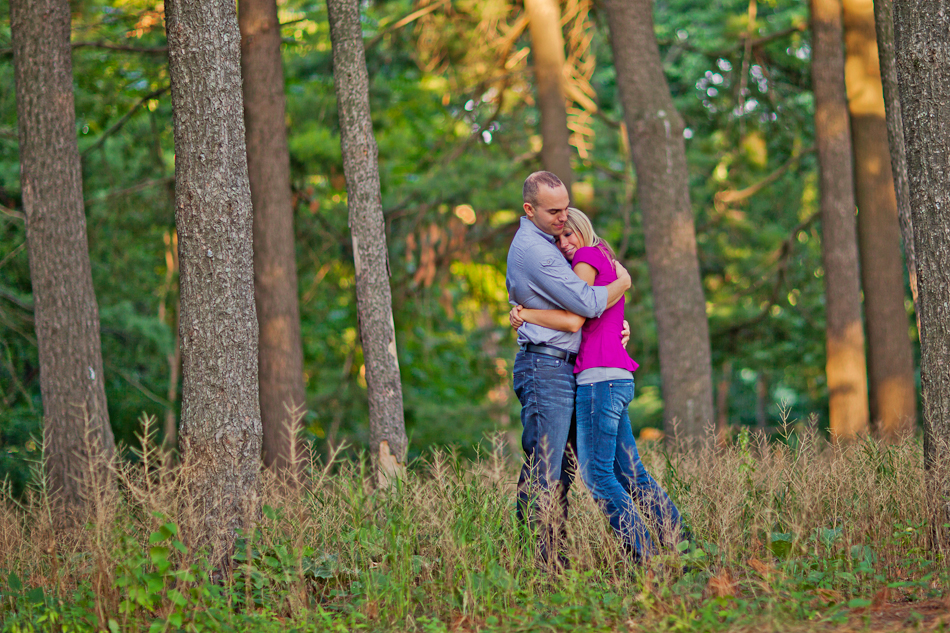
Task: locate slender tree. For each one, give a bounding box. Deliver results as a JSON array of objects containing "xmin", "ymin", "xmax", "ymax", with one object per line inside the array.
[
  {"xmin": 165, "ymin": 0, "xmax": 262, "ymax": 566},
  {"xmin": 811, "ymin": 0, "xmax": 870, "ymax": 440},
  {"xmin": 893, "ymin": 0, "xmax": 950, "ymax": 537},
  {"xmin": 872, "ymin": 0, "xmax": 918, "ymax": 311},
  {"xmin": 602, "ymin": 0, "xmax": 715, "ymax": 443},
  {"xmin": 524, "ymin": 0, "xmax": 574, "ymax": 190},
  {"xmin": 326, "ymin": 0, "xmax": 408, "ymax": 477},
  {"xmin": 10, "ymin": 0, "xmax": 116, "ymax": 515},
  {"xmin": 842, "ymin": 0, "xmax": 916, "ymax": 439},
  {"xmin": 239, "ymin": 0, "xmax": 306, "ymax": 473}
]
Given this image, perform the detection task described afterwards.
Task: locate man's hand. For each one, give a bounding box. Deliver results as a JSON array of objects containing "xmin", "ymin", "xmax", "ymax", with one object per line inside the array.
[
  {"xmin": 510, "ymin": 305, "xmax": 525, "ymax": 329},
  {"xmin": 614, "ymin": 260, "xmax": 632, "ymax": 289},
  {"xmin": 621, "ymin": 319, "xmax": 631, "ymax": 347}
]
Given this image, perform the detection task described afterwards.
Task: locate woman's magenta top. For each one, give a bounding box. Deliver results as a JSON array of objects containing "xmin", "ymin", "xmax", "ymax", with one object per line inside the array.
[{"xmin": 571, "ymin": 245, "xmax": 639, "ymax": 375}]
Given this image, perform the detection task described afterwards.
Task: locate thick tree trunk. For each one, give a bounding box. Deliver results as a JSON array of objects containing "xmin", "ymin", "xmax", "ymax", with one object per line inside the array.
[
  {"xmin": 165, "ymin": 0, "xmax": 262, "ymax": 568},
  {"xmin": 893, "ymin": 0, "xmax": 950, "ymax": 538},
  {"xmin": 872, "ymin": 0, "xmax": 918, "ymax": 310},
  {"xmin": 811, "ymin": 0, "xmax": 870, "ymax": 440},
  {"xmin": 842, "ymin": 0, "xmax": 917, "ymax": 439},
  {"xmin": 239, "ymin": 0, "xmax": 306, "ymax": 474},
  {"xmin": 10, "ymin": 0, "xmax": 115, "ymax": 516},
  {"xmin": 326, "ymin": 0, "xmax": 408, "ymax": 477},
  {"xmin": 524, "ymin": 0, "xmax": 574, "ymax": 190},
  {"xmin": 602, "ymin": 0, "xmax": 715, "ymax": 444}
]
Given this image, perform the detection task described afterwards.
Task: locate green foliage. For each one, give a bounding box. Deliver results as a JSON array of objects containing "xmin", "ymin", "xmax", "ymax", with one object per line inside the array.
[
  {"xmin": 0, "ymin": 0, "xmax": 920, "ymax": 487},
  {"xmin": 0, "ymin": 436, "xmax": 947, "ymax": 632}
]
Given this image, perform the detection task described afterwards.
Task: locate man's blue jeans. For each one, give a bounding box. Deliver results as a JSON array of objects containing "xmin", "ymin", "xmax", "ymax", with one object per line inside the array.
[
  {"xmin": 576, "ymin": 379, "xmax": 683, "ymax": 561},
  {"xmin": 513, "ymin": 349, "xmax": 577, "ymax": 553}
]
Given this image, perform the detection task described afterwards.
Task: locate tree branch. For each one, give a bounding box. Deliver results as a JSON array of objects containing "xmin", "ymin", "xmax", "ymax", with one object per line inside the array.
[
  {"xmin": 365, "ymin": 0, "xmax": 449, "ymax": 50},
  {"xmin": 85, "ymin": 176, "xmax": 175, "ymax": 205},
  {"xmin": 72, "ymin": 40, "xmax": 168, "ymax": 54},
  {"xmin": 661, "ymin": 24, "xmax": 806, "ymax": 60},
  {"xmin": 81, "ymin": 85, "xmax": 170, "ymax": 158},
  {"xmin": 0, "ymin": 286, "xmax": 33, "ymax": 312},
  {"xmin": 714, "ymin": 210, "xmax": 819, "ymax": 337},
  {"xmin": 715, "ymin": 145, "xmax": 814, "ymax": 206},
  {"xmin": 0, "ymin": 204, "xmax": 25, "ymax": 222}
]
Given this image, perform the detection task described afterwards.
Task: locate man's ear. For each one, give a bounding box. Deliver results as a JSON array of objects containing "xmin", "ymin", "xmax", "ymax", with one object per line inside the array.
[{"xmin": 523, "ymin": 202, "xmax": 534, "ymax": 219}]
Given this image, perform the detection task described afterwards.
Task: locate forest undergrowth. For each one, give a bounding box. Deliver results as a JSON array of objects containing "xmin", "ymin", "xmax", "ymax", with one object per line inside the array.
[{"xmin": 1, "ymin": 415, "xmax": 948, "ymax": 632}]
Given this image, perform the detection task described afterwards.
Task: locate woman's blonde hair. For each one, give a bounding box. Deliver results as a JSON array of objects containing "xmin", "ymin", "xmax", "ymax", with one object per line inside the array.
[{"xmin": 565, "ymin": 207, "xmax": 616, "ymax": 262}]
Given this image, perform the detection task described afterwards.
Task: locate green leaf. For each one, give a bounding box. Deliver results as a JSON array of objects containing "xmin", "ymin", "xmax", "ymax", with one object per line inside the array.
[
  {"xmin": 168, "ymin": 589, "xmax": 187, "ymax": 607},
  {"xmin": 6, "ymin": 572, "xmax": 22, "ymax": 592},
  {"xmin": 847, "ymin": 598, "xmax": 872, "ymax": 609},
  {"xmin": 25, "ymin": 587, "xmax": 44, "ymax": 605},
  {"xmin": 150, "ymin": 545, "xmax": 170, "ymax": 565}
]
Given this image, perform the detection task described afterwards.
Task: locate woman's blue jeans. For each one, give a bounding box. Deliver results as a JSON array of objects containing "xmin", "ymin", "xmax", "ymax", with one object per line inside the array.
[{"xmin": 576, "ymin": 379, "xmax": 683, "ymax": 561}]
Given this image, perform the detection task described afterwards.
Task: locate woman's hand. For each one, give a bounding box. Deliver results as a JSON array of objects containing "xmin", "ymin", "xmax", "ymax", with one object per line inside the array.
[
  {"xmin": 621, "ymin": 319, "xmax": 631, "ymax": 347},
  {"xmin": 510, "ymin": 305, "xmax": 525, "ymax": 329}
]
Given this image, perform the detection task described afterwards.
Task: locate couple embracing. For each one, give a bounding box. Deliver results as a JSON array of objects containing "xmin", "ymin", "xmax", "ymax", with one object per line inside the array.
[{"xmin": 506, "ymin": 171, "xmax": 687, "ymax": 567}]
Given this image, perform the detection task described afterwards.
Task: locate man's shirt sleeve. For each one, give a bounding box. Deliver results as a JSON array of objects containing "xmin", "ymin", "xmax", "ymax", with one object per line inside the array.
[{"xmin": 523, "ymin": 246, "xmax": 607, "ymax": 318}]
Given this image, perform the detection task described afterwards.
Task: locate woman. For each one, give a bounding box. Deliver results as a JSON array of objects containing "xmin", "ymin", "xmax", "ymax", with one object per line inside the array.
[{"xmin": 510, "ymin": 208, "xmax": 686, "ymax": 563}]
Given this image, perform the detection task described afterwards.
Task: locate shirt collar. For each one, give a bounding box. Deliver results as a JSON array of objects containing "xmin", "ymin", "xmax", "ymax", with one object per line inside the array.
[{"xmin": 520, "ymin": 216, "xmax": 557, "ymax": 244}]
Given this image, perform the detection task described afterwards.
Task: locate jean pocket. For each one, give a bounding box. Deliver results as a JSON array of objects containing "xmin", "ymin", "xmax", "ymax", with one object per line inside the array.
[
  {"xmin": 607, "ymin": 380, "xmax": 635, "ymax": 407},
  {"xmin": 533, "ymin": 355, "xmax": 563, "ymax": 370}
]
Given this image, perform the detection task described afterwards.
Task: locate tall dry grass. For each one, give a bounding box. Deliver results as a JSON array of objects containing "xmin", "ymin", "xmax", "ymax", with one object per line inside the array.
[{"xmin": 0, "ymin": 415, "xmax": 945, "ymax": 632}]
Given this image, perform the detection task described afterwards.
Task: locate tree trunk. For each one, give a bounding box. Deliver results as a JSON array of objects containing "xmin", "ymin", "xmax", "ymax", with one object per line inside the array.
[
  {"xmin": 602, "ymin": 0, "xmax": 715, "ymax": 444},
  {"xmin": 10, "ymin": 0, "xmax": 116, "ymax": 516},
  {"xmin": 524, "ymin": 0, "xmax": 574, "ymax": 190},
  {"xmin": 239, "ymin": 0, "xmax": 306, "ymax": 474},
  {"xmin": 715, "ymin": 361, "xmax": 732, "ymax": 448},
  {"xmin": 842, "ymin": 0, "xmax": 917, "ymax": 439},
  {"xmin": 756, "ymin": 372, "xmax": 769, "ymax": 433},
  {"xmin": 812, "ymin": 0, "xmax": 870, "ymax": 441},
  {"xmin": 326, "ymin": 0, "xmax": 408, "ymax": 478},
  {"xmin": 872, "ymin": 0, "xmax": 919, "ymax": 311},
  {"xmin": 893, "ymin": 0, "xmax": 950, "ymax": 540},
  {"xmin": 165, "ymin": 0, "xmax": 262, "ymax": 568}
]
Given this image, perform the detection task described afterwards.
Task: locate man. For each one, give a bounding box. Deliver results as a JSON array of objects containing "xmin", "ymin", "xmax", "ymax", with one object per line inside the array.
[{"xmin": 506, "ymin": 171, "xmax": 631, "ymax": 564}]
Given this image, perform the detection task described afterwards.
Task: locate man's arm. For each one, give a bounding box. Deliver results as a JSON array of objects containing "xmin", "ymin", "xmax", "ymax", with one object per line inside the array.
[{"xmin": 525, "ymin": 247, "xmax": 611, "ymax": 318}]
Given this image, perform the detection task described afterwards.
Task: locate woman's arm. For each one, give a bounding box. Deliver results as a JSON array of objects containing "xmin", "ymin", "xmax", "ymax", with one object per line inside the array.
[
  {"xmin": 510, "ymin": 305, "xmax": 585, "ymax": 333},
  {"xmin": 574, "ymin": 259, "xmax": 627, "ymax": 308}
]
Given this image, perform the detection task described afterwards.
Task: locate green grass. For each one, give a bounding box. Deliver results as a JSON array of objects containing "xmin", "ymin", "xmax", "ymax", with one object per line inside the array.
[{"xmin": 0, "ymin": 421, "xmax": 947, "ymax": 632}]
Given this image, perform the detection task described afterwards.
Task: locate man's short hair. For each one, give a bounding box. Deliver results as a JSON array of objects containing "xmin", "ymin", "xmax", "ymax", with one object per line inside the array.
[{"xmin": 523, "ymin": 171, "xmax": 564, "ymax": 207}]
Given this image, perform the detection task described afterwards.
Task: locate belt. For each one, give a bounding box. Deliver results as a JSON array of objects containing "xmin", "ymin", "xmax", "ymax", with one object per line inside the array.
[{"xmin": 522, "ymin": 343, "xmax": 577, "ymax": 365}]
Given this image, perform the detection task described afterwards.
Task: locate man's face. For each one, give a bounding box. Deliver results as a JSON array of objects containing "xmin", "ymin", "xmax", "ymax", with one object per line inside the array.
[{"xmin": 524, "ymin": 184, "xmax": 570, "ymax": 237}]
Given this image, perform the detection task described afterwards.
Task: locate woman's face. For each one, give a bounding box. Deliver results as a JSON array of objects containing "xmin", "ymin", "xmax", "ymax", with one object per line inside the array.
[{"xmin": 557, "ymin": 227, "xmax": 584, "ymax": 261}]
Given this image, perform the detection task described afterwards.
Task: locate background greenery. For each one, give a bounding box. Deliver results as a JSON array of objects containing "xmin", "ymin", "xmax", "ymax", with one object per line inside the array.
[{"xmin": 0, "ymin": 0, "xmax": 918, "ymax": 494}]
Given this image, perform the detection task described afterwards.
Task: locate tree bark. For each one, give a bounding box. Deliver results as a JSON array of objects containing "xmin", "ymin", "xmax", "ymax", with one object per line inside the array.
[
  {"xmin": 811, "ymin": 0, "xmax": 870, "ymax": 440},
  {"xmin": 602, "ymin": 0, "xmax": 715, "ymax": 444},
  {"xmin": 872, "ymin": 0, "xmax": 919, "ymax": 311},
  {"xmin": 239, "ymin": 0, "xmax": 306, "ymax": 474},
  {"xmin": 842, "ymin": 0, "xmax": 917, "ymax": 439},
  {"xmin": 893, "ymin": 0, "xmax": 950, "ymax": 537},
  {"xmin": 326, "ymin": 0, "xmax": 408, "ymax": 477},
  {"xmin": 525, "ymin": 0, "xmax": 574, "ymax": 190},
  {"xmin": 715, "ymin": 361, "xmax": 732, "ymax": 448},
  {"xmin": 10, "ymin": 0, "xmax": 116, "ymax": 516},
  {"xmin": 165, "ymin": 0, "xmax": 262, "ymax": 568}
]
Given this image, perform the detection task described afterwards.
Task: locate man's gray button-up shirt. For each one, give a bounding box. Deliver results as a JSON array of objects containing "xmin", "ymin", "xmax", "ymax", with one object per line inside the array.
[{"xmin": 506, "ymin": 216, "xmax": 608, "ymax": 352}]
